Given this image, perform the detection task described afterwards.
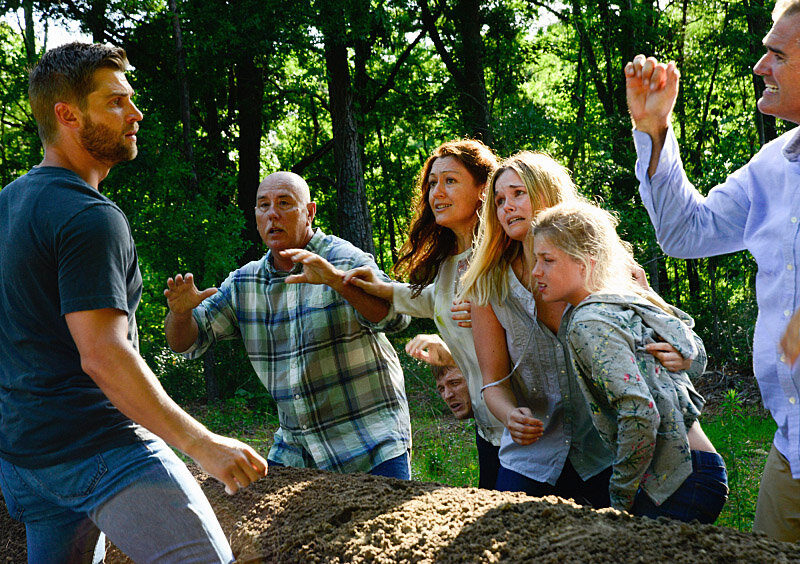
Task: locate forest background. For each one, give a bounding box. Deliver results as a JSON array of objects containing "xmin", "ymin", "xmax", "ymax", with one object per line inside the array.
[{"xmin": 0, "ymin": 1, "xmax": 785, "ymax": 431}]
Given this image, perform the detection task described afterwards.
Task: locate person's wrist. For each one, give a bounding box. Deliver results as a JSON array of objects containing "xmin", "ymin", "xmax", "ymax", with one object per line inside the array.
[
  {"xmin": 168, "ymin": 308, "xmax": 194, "ymax": 322},
  {"xmin": 633, "ymin": 117, "xmax": 669, "ymax": 139},
  {"xmin": 327, "ymin": 269, "xmax": 346, "ymax": 291}
]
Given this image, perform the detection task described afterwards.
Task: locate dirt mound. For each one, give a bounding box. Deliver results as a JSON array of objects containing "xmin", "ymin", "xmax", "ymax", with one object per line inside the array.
[
  {"xmin": 3, "ymin": 465, "xmax": 799, "ymax": 563},
  {"xmin": 200, "ymin": 466, "xmax": 799, "ymax": 563}
]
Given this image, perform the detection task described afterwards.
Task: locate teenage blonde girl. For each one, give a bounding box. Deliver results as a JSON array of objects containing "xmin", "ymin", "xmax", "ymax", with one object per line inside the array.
[
  {"xmin": 344, "ymin": 139, "xmax": 505, "ymax": 488},
  {"xmin": 530, "ymin": 201, "xmax": 727, "ymax": 522},
  {"xmin": 460, "ymin": 152, "xmax": 615, "ymax": 506}
]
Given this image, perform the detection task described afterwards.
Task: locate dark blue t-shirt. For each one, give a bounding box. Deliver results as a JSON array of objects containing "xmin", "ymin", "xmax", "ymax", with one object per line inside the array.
[{"xmin": 0, "ymin": 166, "xmax": 150, "ymax": 468}]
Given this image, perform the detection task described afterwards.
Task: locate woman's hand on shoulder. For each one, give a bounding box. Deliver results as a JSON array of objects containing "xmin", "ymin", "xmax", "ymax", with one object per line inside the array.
[{"xmin": 451, "ymin": 299, "xmax": 472, "ymax": 328}]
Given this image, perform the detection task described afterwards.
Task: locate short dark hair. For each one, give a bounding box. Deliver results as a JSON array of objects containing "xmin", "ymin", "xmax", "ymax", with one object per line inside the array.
[
  {"xmin": 29, "ymin": 42, "xmax": 129, "ymax": 145},
  {"xmin": 431, "ymin": 364, "xmax": 460, "ymax": 382}
]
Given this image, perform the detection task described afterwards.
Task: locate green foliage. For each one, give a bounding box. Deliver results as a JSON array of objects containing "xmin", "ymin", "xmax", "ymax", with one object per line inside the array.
[
  {"xmin": 0, "ymin": 21, "xmax": 40, "ymax": 184},
  {"xmin": 0, "ymin": 0, "xmax": 776, "ymax": 393},
  {"xmin": 702, "ymin": 391, "xmax": 776, "ymax": 531}
]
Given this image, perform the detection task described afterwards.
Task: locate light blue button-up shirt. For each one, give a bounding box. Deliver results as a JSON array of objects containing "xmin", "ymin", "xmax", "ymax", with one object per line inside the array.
[{"xmin": 634, "ymin": 125, "xmax": 800, "ymax": 477}]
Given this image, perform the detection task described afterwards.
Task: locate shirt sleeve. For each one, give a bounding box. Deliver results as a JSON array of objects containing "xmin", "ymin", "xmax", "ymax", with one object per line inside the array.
[
  {"xmin": 634, "ymin": 127, "xmax": 751, "ymax": 259},
  {"xmin": 58, "ymin": 204, "xmax": 135, "ymax": 315},
  {"xmin": 568, "ymin": 310, "xmax": 660, "ymax": 511},
  {"xmin": 331, "ymin": 243, "xmax": 411, "ymax": 334},
  {"xmin": 392, "ymin": 282, "xmax": 435, "ymax": 319},
  {"xmin": 181, "ymin": 272, "xmax": 241, "ymax": 358}
]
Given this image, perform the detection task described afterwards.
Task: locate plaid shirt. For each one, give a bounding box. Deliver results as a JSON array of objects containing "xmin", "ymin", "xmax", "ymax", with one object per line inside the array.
[{"xmin": 182, "ymin": 229, "xmax": 411, "ymax": 473}]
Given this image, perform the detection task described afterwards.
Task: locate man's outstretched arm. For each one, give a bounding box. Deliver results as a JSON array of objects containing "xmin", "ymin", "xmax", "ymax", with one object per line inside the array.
[
  {"xmin": 67, "ymin": 307, "xmax": 267, "ymax": 494},
  {"xmin": 164, "ymin": 272, "xmax": 216, "ymax": 352},
  {"xmin": 281, "ymin": 248, "xmax": 391, "ymax": 323},
  {"xmin": 625, "ymin": 54, "xmax": 680, "ymax": 177}
]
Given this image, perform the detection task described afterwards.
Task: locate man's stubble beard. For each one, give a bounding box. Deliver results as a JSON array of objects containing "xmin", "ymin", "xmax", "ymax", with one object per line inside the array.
[{"xmin": 79, "ymin": 116, "xmax": 137, "ymax": 165}]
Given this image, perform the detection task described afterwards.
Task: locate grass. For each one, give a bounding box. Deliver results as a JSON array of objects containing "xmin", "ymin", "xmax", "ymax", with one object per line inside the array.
[
  {"xmin": 700, "ymin": 390, "xmax": 776, "ymax": 532},
  {"xmin": 177, "ymin": 327, "xmax": 772, "ymax": 533}
]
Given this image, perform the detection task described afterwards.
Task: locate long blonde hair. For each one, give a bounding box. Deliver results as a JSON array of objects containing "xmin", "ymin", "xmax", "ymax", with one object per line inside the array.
[
  {"xmin": 530, "ymin": 202, "xmax": 673, "ymax": 312},
  {"xmin": 460, "ymin": 151, "xmax": 580, "ymax": 305}
]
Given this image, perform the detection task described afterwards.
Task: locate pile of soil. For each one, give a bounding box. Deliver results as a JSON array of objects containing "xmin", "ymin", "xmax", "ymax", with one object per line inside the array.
[{"xmin": 4, "ymin": 465, "xmax": 797, "ymax": 563}]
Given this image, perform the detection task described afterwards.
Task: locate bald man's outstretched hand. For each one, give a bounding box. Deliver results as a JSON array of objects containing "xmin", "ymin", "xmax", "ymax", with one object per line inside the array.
[
  {"xmin": 281, "ymin": 248, "xmax": 343, "ymax": 288},
  {"xmin": 164, "ymin": 273, "xmax": 218, "ymax": 315}
]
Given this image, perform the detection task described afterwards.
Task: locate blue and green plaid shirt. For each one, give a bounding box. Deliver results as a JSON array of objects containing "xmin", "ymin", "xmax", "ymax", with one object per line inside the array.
[{"xmin": 182, "ymin": 229, "xmax": 412, "ymax": 473}]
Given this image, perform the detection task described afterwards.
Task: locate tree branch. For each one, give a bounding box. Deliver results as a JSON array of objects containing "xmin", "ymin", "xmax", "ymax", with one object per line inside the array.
[
  {"xmin": 416, "ymin": 0, "xmax": 465, "ymax": 86},
  {"xmin": 291, "ymin": 139, "xmax": 334, "ymax": 174},
  {"xmin": 363, "ymin": 27, "xmax": 427, "ymax": 114}
]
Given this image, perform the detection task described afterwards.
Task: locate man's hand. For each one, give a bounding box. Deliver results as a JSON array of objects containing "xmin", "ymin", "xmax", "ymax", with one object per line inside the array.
[
  {"xmin": 405, "ymin": 333, "xmax": 454, "ymax": 366},
  {"xmin": 781, "ymin": 308, "xmax": 800, "ymax": 365},
  {"xmin": 625, "ymin": 54, "xmax": 679, "ymax": 137},
  {"xmin": 164, "ymin": 273, "xmax": 217, "ymax": 316},
  {"xmin": 281, "ymin": 248, "xmax": 343, "ymax": 288},
  {"xmin": 645, "ymin": 341, "xmax": 692, "ymax": 372},
  {"xmin": 451, "ymin": 300, "xmax": 472, "ymax": 328},
  {"xmin": 184, "ymin": 433, "xmax": 268, "ymax": 495},
  {"xmin": 342, "ymin": 266, "xmax": 394, "ymax": 301},
  {"xmin": 506, "ymin": 407, "xmax": 544, "ymax": 446}
]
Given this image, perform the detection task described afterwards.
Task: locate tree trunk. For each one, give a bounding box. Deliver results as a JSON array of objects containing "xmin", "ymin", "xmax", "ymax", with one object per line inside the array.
[
  {"xmin": 708, "ymin": 257, "xmax": 720, "ymax": 355},
  {"xmin": 570, "ymin": 0, "xmax": 614, "ymax": 117},
  {"xmin": 676, "ymin": 0, "xmax": 689, "ymax": 146},
  {"xmin": 418, "ymin": 0, "xmax": 493, "ymax": 145},
  {"xmin": 686, "ymin": 258, "xmax": 700, "ymax": 300},
  {"xmin": 169, "ymin": 0, "xmax": 198, "ymax": 189},
  {"xmin": 455, "ymin": 0, "xmax": 493, "ymax": 145},
  {"xmin": 672, "ymin": 260, "xmax": 681, "ymax": 307},
  {"xmin": 323, "ymin": 31, "xmax": 375, "ymax": 254},
  {"xmin": 376, "ymin": 126, "xmax": 398, "ymax": 267},
  {"xmin": 568, "ymin": 43, "xmax": 586, "ymax": 172},
  {"xmin": 235, "ymin": 55, "xmax": 265, "ymax": 265},
  {"xmin": 170, "ymin": 0, "xmax": 217, "ymax": 399},
  {"xmin": 203, "ymin": 347, "xmax": 219, "ymax": 402},
  {"xmin": 88, "ymin": 0, "xmax": 109, "ymax": 43},
  {"xmin": 22, "ymin": 0, "xmax": 36, "ymax": 65}
]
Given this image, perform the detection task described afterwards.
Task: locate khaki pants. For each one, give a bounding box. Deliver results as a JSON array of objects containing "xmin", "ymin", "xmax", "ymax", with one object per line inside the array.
[{"xmin": 753, "ymin": 443, "xmax": 800, "ymax": 542}]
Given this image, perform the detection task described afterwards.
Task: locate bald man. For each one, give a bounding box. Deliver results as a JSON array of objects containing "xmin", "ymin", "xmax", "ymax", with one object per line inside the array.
[{"xmin": 165, "ymin": 172, "xmax": 413, "ymax": 479}]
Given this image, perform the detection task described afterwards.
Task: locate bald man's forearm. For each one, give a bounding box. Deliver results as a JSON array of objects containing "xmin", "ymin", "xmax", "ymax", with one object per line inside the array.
[{"xmin": 164, "ymin": 311, "xmax": 200, "ymax": 353}]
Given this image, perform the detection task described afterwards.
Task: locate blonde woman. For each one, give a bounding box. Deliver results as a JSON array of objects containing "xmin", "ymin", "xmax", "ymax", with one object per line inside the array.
[
  {"xmin": 345, "ymin": 139, "xmax": 505, "ymax": 488},
  {"xmin": 461, "ymin": 152, "xmax": 618, "ymax": 506},
  {"xmin": 530, "ymin": 202, "xmax": 727, "ymax": 522}
]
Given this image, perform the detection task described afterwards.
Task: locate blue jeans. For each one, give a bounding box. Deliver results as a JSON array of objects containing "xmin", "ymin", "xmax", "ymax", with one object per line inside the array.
[
  {"xmin": 631, "ymin": 450, "xmax": 728, "ymax": 524},
  {"xmin": 476, "ymin": 430, "xmax": 501, "ymax": 490},
  {"xmin": 0, "ymin": 438, "xmax": 233, "ymax": 563},
  {"xmin": 496, "ymin": 459, "xmax": 612, "ymax": 509},
  {"xmin": 369, "ymin": 452, "xmax": 411, "ymax": 480},
  {"xmin": 268, "ymin": 451, "xmax": 411, "ymax": 480}
]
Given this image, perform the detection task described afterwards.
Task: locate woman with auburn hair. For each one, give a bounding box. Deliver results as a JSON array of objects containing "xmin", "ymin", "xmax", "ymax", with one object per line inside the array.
[
  {"xmin": 345, "ymin": 139, "xmax": 505, "ymax": 488},
  {"xmin": 529, "ymin": 201, "xmax": 727, "ymax": 522}
]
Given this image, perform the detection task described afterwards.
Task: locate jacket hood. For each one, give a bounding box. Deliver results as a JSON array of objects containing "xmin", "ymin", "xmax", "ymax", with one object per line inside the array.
[{"xmin": 573, "ymin": 292, "xmax": 699, "ymax": 361}]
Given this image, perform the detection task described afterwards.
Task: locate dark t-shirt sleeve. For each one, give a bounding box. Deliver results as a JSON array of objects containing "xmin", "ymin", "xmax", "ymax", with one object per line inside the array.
[{"xmin": 58, "ymin": 203, "xmax": 135, "ymax": 316}]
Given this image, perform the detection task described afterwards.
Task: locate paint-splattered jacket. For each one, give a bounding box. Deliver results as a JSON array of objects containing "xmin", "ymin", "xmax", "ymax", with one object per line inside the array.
[{"xmin": 564, "ymin": 293, "xmax": 706, "ymax": 511}]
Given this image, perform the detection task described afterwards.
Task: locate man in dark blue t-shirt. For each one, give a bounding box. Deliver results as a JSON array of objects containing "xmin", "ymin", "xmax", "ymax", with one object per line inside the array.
[{"xmin": 0, "ymin": 42, "xmax": 267, "ymax": 563}]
